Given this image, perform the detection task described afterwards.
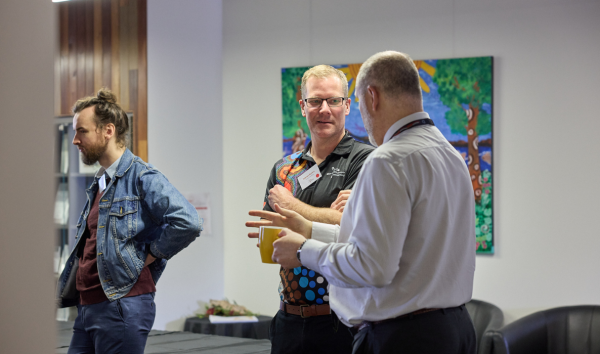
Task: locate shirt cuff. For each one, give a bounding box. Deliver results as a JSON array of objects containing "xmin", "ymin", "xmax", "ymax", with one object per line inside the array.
[
  {"xmin": 311, "ymin": 222, "xmax": 338, "ymax": 243},
  {"xmin": 300, "ymin": 239, "xmax": 327, "ymax": 271}
]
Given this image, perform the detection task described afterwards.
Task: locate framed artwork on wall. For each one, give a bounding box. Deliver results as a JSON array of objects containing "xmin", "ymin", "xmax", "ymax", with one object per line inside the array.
[{"xmin": 281, "ymin": 56, "xmax": 494, "ymax": 254}]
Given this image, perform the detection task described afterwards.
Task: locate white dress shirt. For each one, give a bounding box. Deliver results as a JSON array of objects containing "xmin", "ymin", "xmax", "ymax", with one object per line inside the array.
[{"xmin": 301, "ymin": 112, "xmax": 476, "ymax": 326}]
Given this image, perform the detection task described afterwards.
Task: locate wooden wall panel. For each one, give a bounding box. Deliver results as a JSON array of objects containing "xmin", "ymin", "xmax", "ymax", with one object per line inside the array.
[{"xmin": 57, "ymin": 0, "xmax": 147, "ymax": 162}]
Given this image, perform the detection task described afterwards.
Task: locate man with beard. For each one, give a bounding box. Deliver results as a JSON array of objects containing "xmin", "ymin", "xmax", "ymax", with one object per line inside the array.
[
  {"xmin": 56, "ymin": 88, "xmax": 202, "ymax": 354},
  {"xmin": 260, "ymin": 51, "xmax": 477, "ymax": 354},
  {"xmin": 246, "ymin": 65, "xmax": 374, "ymax": 354}
]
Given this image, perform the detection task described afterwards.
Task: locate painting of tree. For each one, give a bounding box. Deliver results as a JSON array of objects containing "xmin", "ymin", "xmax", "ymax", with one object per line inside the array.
[{"xmin": 432, "ymin": 57, "xmax": 492, "ymax": 203}]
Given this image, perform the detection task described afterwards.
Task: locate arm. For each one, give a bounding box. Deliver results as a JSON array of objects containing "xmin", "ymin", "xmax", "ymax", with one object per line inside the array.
[
  {"xmin": 268, "ymin": 185, "xmax": 343, "ymax": 224},
  {"xmin": 330, "ymin": 190, "xmax": 351, "ymax": 213},
  {"xmin": 295, "ymin": 146, "xmax": 372, "ymax": 220},
  {"xmin": 138, "ymin": 169, "xmax": 202, "ymax": 260},
  {"xmin": 278, "ymin": 157, "xmax": 411, "ymax": 288},
  {"xmin": 271, "ymin": 221, "xmax": 340, "ymax": 269}
]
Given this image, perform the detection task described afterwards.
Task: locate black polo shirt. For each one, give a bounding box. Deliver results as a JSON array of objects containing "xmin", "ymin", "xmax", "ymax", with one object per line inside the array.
[{"xmin": 263, "ymin": 132, "xmax": 374, "ymax": 306}]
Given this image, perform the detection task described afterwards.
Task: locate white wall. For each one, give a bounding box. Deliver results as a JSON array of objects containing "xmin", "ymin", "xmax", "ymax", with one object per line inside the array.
[
  {"xmin": 0, "ymin": 0, "xmax": 56, "ymax": 352},
  {"xmin": 147, "ymin": 0, "xmax": 224, "ymax": 330},
  {"xmin": 222, "ymin": 0, "xmax": 600, "ymax": 322}
]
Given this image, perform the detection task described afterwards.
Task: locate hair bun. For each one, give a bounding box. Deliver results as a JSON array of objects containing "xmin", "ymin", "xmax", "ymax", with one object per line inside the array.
[{"xmin": 96, "ymin": 88, "xmax": 118, "ymax": 104}]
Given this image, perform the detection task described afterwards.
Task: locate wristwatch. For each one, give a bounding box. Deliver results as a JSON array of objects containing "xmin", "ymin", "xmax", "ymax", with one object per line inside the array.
[{"xmin": 296, "ymin": 240, "xmax": 307, "ymax": 263}]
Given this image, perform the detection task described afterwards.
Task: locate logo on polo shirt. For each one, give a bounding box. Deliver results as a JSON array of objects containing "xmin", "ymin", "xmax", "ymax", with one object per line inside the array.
[{"xmin": 326, "ymin": 167, "xmax": 345, "ymax": 178}]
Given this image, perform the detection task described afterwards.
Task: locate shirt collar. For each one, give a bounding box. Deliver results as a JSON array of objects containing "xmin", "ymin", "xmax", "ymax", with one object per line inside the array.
[
  {"xmin": 94, "ymin": 154, "xmax": 123, "ymax": 180},
  {"xmin": 302, "ymin": 131, "xmax": 355, "ymax": 160},
  {"xmin": 383, "ymin": 112, "xmax": 431, "ymax": 144}
]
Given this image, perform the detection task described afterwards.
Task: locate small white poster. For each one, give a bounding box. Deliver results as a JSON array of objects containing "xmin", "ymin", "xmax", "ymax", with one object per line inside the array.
[{"xmin": 183, "ymin": 192, "xmax": 211, "ymax": 235}]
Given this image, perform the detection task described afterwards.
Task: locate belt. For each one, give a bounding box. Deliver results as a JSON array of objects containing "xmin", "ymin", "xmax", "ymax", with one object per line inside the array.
[
  {"xmin": 352, "ymin": 308, "xmax": 442, "ymax": 333},
  {"xmin": 280, "ymin": 301, "xmax": 331, "ymax": 318}
]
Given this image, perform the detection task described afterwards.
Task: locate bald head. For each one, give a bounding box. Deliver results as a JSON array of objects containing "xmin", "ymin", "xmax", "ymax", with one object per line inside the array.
[{"xmin": 356, "ymin": 51, "xmax": 422, "ymax": 104}]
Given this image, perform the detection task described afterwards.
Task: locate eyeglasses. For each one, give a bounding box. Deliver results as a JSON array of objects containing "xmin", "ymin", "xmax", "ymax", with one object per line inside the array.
[{"xmin": 304, "ymin": 97, "xmax": 346, "ymax": 108}]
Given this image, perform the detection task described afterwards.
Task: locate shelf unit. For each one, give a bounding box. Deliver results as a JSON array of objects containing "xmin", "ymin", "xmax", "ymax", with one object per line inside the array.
[{"xmin": 54, "ymin": 117, "xmax": 96, "ymax": 276}]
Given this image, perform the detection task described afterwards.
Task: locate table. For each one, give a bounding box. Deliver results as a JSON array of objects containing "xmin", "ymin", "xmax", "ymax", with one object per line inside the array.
[
  {"xmin": 184, "ymin": 315, "xmax": 272, "ymax": 340},
  {"xmin": 56, "ymin": 321, "xmax": 271, "ymax": 354}
]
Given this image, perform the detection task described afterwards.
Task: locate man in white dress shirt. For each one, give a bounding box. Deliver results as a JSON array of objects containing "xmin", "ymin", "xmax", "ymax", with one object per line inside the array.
[{"xmin": 255, "ymin": 51, "xmax": 477, "ymax": 354}]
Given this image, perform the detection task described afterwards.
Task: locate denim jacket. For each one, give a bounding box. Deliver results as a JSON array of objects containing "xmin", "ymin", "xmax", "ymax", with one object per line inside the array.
[{"xmin": 56, "ymin": 149, "xmax": 202, "ymax": 307}]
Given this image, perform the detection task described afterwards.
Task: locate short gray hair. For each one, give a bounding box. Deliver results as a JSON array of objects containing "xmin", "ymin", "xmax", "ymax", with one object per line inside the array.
[
  {"xmin": 356, "ymin": 51, "xmax": 422, "ymax": 101},
  {"xmin": 301, "ymin": 65, "xmax": 348, "ymax": 99}
]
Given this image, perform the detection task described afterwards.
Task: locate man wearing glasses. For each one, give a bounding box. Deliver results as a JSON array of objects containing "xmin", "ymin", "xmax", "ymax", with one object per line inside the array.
[{"xmin": 247, "ymin": 65, "xmax": 374, "ymax": 354}]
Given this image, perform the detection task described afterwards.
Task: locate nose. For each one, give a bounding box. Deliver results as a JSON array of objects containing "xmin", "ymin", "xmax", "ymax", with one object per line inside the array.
[
  {"xmin": 72, "ymin": 135, "xmax": 79, "ymax": 145},
  {"xmin": 318, "ymin": 100, "xmax": 332, "ymax": 115}
]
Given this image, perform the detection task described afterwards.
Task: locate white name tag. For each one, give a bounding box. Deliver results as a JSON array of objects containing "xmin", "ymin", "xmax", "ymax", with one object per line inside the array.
[{"xmin": 298, "ymin": 164, "xmax": 322, "ymax": 190}]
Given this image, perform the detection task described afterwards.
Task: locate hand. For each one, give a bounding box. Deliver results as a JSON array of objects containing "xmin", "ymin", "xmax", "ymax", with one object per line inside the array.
[
  {"xmin": 268, "ymin": 185, "xmax": 296, "ymax": 210},
  {"xmin": 144, "ymin": 254, "xmax": 156, "ymax": 267},
  {"xmin": 272, "ymin": 228, "xmax": 305, "ymax": 269},
  {"xmin": 330, "ymin": 190, "xmax": 351, "ymax": 213},
  {"xmin": 246, "ymin": 203, "xmax": 312, "ymax": 240}
]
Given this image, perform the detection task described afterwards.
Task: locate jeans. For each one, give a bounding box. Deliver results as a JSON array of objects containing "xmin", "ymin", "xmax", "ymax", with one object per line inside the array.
[
  {"xmin": 352, "ymin": 305, "xmax": 476, "ymax": 354},
  {"xmin": 269, "ymin": 310, "xmax": 354, "ymax": 354},
  {"xmin": 68, "ymin": 293, "xmax": 156, "ymax": 354}
]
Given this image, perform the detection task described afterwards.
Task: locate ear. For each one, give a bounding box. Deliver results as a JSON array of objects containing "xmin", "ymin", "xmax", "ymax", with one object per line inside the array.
[
  {"xmin": 344, "ymin": 97, "xmax": 351, "ymax": 116},
  {"xmin": 299, "ymin": 99, "xmax": 307, "ymax": 117},
  {"xmin": 367, "ymin": 86, "xmax": 379, "ymax": 112},
  {"xmin": 103, "ymin": 123, "xmax": 116, "ymax": 140}
]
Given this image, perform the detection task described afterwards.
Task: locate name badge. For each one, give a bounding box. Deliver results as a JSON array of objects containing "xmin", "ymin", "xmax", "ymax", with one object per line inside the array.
[{"xmin": 298, "ymin": 164, "xmax": 322, "ymax": 190}]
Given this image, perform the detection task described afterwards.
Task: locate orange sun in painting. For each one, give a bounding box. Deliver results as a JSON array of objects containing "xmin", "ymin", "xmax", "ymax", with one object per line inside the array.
[
  {"xmin": 338, "ymin": 60, "xmax": 436, "ymax": 101},
  {"xmin": 413, "ymin": 60, "xmax": 435, "ymax": 93}
]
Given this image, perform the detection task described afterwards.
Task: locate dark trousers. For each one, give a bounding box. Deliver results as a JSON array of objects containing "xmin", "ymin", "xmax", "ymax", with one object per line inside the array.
[
  {"xmin": 352, "ymin": 305, "xmax": 476, "ymax": 354},
  {"xmin": 68, "ymin": 293, "xmax": 156, "ymax": 354},
  {"xmin": 270, "ymin": 309, "xmax": 354, "ymax": 354}
]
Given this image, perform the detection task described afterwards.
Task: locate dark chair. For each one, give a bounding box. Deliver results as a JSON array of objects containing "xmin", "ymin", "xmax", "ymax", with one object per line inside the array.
[
  {"xmin": 466, "ymin": 299, "xmax": 505, "ymax": 354},
  {"xmin": 488, "ymin": 305, "xmax": 600, "ymax": 354}
]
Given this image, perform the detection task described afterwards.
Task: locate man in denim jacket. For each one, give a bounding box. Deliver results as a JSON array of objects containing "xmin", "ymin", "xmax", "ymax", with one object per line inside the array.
[{"xmin": 56, "ymin": 88, "xmax": 202, "ymax": 354}]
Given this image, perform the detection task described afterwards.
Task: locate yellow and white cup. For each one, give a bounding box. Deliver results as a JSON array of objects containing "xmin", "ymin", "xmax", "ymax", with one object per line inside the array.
[{"xmin": 259, "ymin": 226, "xmax": 282, "ymax": 264}]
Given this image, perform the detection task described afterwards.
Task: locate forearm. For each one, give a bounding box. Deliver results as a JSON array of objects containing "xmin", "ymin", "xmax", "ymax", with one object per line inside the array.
[
  {"xmin": 299, "ymin": 222, "xmax": 391, "ymax": 288},
  {"xmin": 150, "ymin": 215, "xmax": 201, "ymax": 259},
  {"xmin": 290, "ymin": 200, "xmax": 342, "ymax": 225},
  {"xmin": 301, "ymin": 239, "xmax": 385, "ymax": 288}
]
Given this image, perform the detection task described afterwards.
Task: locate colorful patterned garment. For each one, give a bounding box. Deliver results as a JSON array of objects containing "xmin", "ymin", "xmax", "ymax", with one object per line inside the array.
[
  {"xmin": 274, "ymin": 151, "xmax": 308, "ymax": 195},
  {"xmin": 279, "ymin": 267, "xmax": 329, "ymax": 305},
  {"xmin": 270, "ymin": 151, "xmax": 330, "ymax": 305}
]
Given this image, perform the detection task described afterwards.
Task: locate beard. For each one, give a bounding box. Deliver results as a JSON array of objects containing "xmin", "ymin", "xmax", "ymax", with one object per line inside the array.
[{"xmin": 80, "ymin": 137, "xmax": 108, "ymax": 165}]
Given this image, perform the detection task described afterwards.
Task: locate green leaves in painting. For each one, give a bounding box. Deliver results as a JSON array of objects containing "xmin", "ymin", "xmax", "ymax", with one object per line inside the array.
[
  {"xmin": 281, "ymin": 67, "xmax": 311, "ymax": 139},
  {"xmin": 433, "ymin": 57, "xmax": 492, "ymax": 136}
]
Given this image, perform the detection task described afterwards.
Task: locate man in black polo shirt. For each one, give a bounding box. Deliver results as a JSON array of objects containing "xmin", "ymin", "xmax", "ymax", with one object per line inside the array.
[{"xmin": 247, "ymin": 65, "xmax": 374, "ymax": 354}]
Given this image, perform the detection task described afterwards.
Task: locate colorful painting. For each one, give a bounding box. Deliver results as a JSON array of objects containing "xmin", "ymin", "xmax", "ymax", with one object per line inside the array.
[{"xmin": 281, "ymin": 56, "xmax": 494, "ymax": 254}]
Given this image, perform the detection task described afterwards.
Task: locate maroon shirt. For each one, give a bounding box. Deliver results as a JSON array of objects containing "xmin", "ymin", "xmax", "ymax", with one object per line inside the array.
[{"xmin": 76, "ymin": 187, "xmax": 156, "ymax": 305}]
